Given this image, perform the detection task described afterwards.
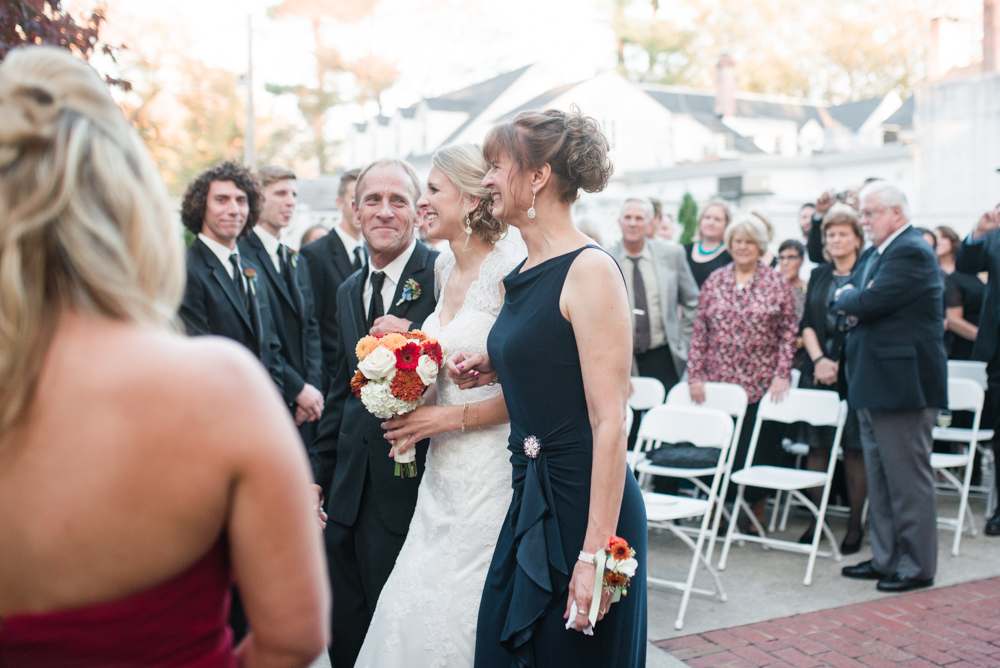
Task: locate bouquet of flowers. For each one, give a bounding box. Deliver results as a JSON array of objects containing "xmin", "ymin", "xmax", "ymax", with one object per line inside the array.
[
  {"xmin": 351, "ymin": 330, "xmax": 443, "ymax": 477},
  {"xmin": 588, "ymin": 536, "xmax": 638, "ymax": 627}
]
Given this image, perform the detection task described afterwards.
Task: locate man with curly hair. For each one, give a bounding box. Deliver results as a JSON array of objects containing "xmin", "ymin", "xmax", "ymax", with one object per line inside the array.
[{"xmin": 179, "ymin": 160, "xmax": 286, "ymax": 401}]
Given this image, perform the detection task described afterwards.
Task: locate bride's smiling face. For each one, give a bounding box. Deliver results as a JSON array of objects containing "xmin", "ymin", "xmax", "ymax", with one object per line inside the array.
[{"xmin": 417, "ymin": 167, "xmax": 469, "ymax": 242}]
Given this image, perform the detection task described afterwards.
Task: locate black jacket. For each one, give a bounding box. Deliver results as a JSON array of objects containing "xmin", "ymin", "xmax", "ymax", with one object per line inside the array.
[
  {"xmin": 309, "ymin": 240, "xmax": 439, "ymax": 534},
  {"xmin": 180, "ymin": 237, "xmax": 285, "ymax": 394},
  {"xmin": 834, "ymin": 226, "xmax": 947, "ymax": 410},
  {"xmin": 956, "ymin": 231, "xmax": 1000, "ymax": 364},
  {"xmin": 239, "ymin": 232, "xmax": 323, "ymax": 405},
  {"xmin": 799, "ymin": 262, "xmax": 848, "ymax": 397},
  {"xmin": 299, "ymin": 230, "xmax": 362, "ymax": 395}
]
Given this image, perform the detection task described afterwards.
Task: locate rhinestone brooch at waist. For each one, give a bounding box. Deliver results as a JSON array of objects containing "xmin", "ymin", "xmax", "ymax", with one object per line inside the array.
[{"xmin": 523, "ymin": 435, "xmax": 541, "ymax": 459}]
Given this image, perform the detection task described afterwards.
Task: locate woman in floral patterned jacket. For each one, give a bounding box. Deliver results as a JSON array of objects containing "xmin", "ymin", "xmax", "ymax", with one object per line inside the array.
[{"xmin": 687, "ymin": 214, "xmax": 798, "ymax": 530}]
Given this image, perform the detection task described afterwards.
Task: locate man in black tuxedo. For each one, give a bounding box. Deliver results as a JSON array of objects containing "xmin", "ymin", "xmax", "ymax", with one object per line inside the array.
[
  {"xmin": 239, "ymin": 165, "xmax": 324, "ymax": 445},
  {"xmin": 309, "ymin": 159, "xmax": 438, "ymax": 667},
  {"xmin": 179, "ymin": 161, "xmax": 284, "ymax": 394},
  {"xmin": 834, "ymin": 182, "xmax": 947, "ymax": 593},
  {"xmin": 300, "ymin": 168, "xmax": 365, "ymax": 395},
  {"xmin": 955, "ymin": 203, "xmax": 1000, "ymax": 535}
]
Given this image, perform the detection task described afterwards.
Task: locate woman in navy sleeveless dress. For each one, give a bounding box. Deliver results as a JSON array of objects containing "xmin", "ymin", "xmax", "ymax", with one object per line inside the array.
[{"xmin": 451, "ymin": 109, "xmax": 646, "ymax": 668}]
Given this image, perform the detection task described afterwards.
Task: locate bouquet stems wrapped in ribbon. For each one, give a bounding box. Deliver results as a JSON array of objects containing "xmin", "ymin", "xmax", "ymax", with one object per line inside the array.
[{"xmin": 351, "ymin": 330, "xmax": 443, "ymax": 478}]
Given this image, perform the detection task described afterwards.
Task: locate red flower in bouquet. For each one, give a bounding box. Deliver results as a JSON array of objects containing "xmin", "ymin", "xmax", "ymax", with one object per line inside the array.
[
  {"xmin": 394, "ymin": 342, "xmax": 421, "ymax": 370},
  {"xmin": 390, "ymin": 369, "xmax": 425, "ymax": 402},
  {"xmin": 421, "ymin": 339, "xmax": 443, "ymax": 364},
  {"xmin": 350, "ymin": 370, "xmax": 368, "ymax": 397},
  {"xmin": 608, "ymin": 536, "xmax": 631, "ymax": 561}
]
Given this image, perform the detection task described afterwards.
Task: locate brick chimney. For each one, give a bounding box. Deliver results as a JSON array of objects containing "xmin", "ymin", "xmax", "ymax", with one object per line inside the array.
[
  {"xmin": 714, "ymin": 54, "xmax": 737, "ymax": 117},
  {"xmin": 986, "ymin": 0, "xmax": 1000, "ymax": 72}
]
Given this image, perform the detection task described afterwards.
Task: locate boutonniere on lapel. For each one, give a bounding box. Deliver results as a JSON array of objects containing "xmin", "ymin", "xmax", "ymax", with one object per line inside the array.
[
  {"xmin": 244, "ymin": 268, "xmax": 257, "ymax": 296},
  {"xmin": 289, "ymin": 248, "xmax": 299, "ymax": 269},
  {"xmin": 395, "ymin": 278, "xmax": 421, "ymax": 306}
]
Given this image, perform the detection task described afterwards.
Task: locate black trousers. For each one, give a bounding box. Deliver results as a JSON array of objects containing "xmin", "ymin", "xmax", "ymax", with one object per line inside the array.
[
  {"xmin": 323, "ymin": 472, "xmax": 408, "ymax": 668},
  {"xmin": 980, "ymin": 348, "xmax": 1000, "ymax": 513}
]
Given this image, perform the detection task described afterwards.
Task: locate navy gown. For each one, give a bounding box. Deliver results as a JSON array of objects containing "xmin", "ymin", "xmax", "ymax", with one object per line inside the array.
[{"xmin": 474, "ymin": 246, "xmax": 647, "ymax": 668}]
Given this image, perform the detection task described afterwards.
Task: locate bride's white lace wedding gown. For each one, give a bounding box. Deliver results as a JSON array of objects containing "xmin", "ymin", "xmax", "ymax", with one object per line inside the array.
[{"xmin": 354, "ymin": 247, "xmax": 519, "ymax": 668}]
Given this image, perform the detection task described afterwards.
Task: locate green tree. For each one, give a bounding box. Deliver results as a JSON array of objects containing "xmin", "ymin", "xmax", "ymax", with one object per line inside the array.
[{"xmin": 678, "ymin": 193, "xmax": 698, "ymax": 245}]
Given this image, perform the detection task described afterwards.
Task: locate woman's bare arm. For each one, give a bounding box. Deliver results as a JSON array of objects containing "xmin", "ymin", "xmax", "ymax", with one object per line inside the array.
[{"xmin": 382, "ymin": 394, "xmax": 510, "ymax": 452}]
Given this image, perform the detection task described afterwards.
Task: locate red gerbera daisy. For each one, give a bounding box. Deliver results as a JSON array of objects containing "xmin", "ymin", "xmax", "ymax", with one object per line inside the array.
[
  {"xmin": 394, "ymin": 342, "xmax": 421, "ymax": 370},
  {"xmin": 421, "ymin": 340, "xmax": 443, "ymax": 364}
]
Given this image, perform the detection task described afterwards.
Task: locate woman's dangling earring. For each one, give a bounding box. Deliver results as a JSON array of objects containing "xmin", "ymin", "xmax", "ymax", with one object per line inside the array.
[
  {"xmin": 527, "ymin": 188, "xmax": 537, "ymax": 219},
  {"xmin": 464, "ymin": 213, "xmax": 473, "ymax": 235}
]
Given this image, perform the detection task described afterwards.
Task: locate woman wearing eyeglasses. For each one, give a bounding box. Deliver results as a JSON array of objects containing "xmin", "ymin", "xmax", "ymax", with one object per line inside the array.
[{"xmin": 777, "ymin": 239, "xmax": 807, "ymax": 320}]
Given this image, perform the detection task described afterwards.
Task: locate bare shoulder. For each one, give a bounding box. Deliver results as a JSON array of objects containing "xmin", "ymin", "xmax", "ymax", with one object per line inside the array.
[
  {"xmin": 567, "ymin": 246, "xmax": 625, "ymax": 288},
  {"xmin": 562, "ymin": 247, "xmax": 628, "ymax": 321}
]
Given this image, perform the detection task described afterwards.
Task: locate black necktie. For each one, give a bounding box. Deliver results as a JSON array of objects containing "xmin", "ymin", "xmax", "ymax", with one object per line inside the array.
[
  {"xmin": 229, "ymin": 254, "xmax": 248, "ymax": 308},
  {"xmin": 368, "ymin": 271, "xmax": 385, "ymax": 330},
  {"xmin": 629, "ymin": 256, "xmax": 651, "ymax": 354},
  {"xmin": 353, "ymin": 247, "xmax": 364, "ymax": 272}
]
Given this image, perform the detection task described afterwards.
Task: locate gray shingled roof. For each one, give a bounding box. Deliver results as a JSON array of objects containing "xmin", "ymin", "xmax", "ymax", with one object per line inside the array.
[
  {"xmin": 400, "ymin": 107, "xmax": 416, "ymax": 119},
  {"xmin": 643, "ymin": 87, "xmax": 826, "ymax": 128},
  {"xmin": 882, "ymin": 96, "xmax": 913, "ymax": 128},
  {"xmin": 827, "ymin": 97, "xmax": 885, "ymax": 131},
  {"xmin": 425, "ymin": 65, "xmax": 533, "ymax": 146},
  {"xmin": 691, "ymin": 114, "xmax": 764, "ymax": 153},
  {"xmin": 493, "ymin": 82, "xmax": 582, "ymax": 121}
]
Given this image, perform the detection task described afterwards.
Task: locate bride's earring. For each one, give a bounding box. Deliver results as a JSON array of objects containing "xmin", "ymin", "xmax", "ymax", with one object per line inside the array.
[
  {"xmin": 464, "ymin": 213, "xmax": 473, "ymax": 235},
  {"xmin": 527, "ymin": 188, "xmax": 537, "ymax": 219}
]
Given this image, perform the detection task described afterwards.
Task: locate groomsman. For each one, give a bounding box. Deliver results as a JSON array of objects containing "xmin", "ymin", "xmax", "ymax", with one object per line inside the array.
[
  {"xmin": 309, "ymin": 159, "xmax": 438, "ymax": 668},
  {"xmin": 179, "ymin": 161, "xmax": 284, "ymax": 395},
  {"xmin": 300, "ymin": 168, "xmax": 365, "ymax": 394},
  {"xmin": 239, "ymin": 165, "xmax": 324, "ymax": 445}
]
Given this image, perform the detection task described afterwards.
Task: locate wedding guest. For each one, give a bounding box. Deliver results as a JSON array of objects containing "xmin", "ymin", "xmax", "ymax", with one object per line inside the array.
[
  {"xmin": 936, "ymin": 225, "xmax": 983, "ymax": 360},
  {"xmin": 308, "ymin": 159, "xmax": 439, "ymax": 668},
  {"xmin": 455, "ymin": 108, "xmax": 648, "ymax": 667},
  {"xmin": 798, "ymin": 205, "xmax": 866, "ymax": 554},
  {"xmin": 750, "ymin": 211, "xmax": 777, "ymax": 267},
  {"xmin": 240, "ymin": 165, "xmax": 324, "ymax": 445},
  {"xmin": 355, "ymin": 144, "xmax": 519, "ymax": 668},
  {"xmin": 837, "ymin": 182, "xmax": 945, "ymax": 592},
  {"xmin": 807, "ymin": 186, "xmax": 867, "ymax": 264},
  {"xmin": 649, "ymin": 197, "xmax": 674, "ymax": 240},
  {"xmin": 777, "ymin": 239, "xmax": 807, "ymax": 319},
  {"xmin": 299, "ymin": 168, "xmax": 364, "ymax": 394},
  {"xmin": 684, "ymin": 199, "xmax": 733, "ymax": 287},
  {"xmin": 608, "ymin": 197, "xmax": 699, "ymax": 394},
  {"xmin": 687, "ymin": 215, "xmax": 798, "ymax": 529},
  {"xmin": 955, "ymin": 204, "xmax": 1000, "ymax": 536},
  {"xmin": 0, "ymin": 46, "xmax": 327, "ymax": 665},
  {"xmin": 798, "ymin": 203, "xmax": 818, "ymax": 278},
  {"xmin": 179, "ymin": 162, "xmax": 286, "ymax": 399},
  {"xmin": 301, "ymin": 224, "xmax": 329, "ymax": 247}
]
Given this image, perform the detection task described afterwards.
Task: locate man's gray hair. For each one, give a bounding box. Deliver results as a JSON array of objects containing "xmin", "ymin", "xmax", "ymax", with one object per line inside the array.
[
  {"xmin": 859, "ymin": 181, "xmax": 910, "ymax": 221},
  {"xmin": 619, "ymin": 197, "xmax": 654, "ymax": 221},
  {"xmin": 354, "ymin": 158, "xmax": 422, "ymax": 211}
]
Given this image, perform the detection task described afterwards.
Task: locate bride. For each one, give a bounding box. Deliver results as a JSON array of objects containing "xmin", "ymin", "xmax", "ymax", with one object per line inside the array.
[{"xmin": 354, "ymin": 144, "xmax": 521, "ymax": 668}]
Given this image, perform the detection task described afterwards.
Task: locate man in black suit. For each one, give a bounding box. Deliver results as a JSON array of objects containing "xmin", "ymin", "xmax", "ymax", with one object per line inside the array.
[
  {"xmin": 309, "ymin": 159, "xmax": 438, "ymax": 668},
  {"xmin": 239, "ymin": 165, "xmax": 324, "ymax": 445},
  {"xmin": 955, "ymin": 203, "xmax": 1000, "ymax": 535},
  {"xmin": 300, "ymin": 168, "xmax": 365, "ymax": 395},
  {"xmin": 179, "ymin": 161, "xmax": 284, "ymax": 394},
  {"xmin": 834, "ymin": 181, "xmax": 947, "ymax": 593}
]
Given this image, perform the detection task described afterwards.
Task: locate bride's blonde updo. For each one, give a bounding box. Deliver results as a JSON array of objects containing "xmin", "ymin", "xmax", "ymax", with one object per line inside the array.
[
  {"xmin": 0, "ymin": 46, "xmax": 184, "ymax": 434},
  {"xmin": 431, "ymin": 143, "xmax": 506, "ymax": 245},
  {"xmin": 483, "ymin": 106, "xmax": 613, "ymax": 205}
]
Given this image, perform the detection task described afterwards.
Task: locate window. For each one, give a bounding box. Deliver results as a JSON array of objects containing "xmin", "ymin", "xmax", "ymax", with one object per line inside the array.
[{"xmin": 718, "ymin": 176, "xmax": 742, "ymax": 200}]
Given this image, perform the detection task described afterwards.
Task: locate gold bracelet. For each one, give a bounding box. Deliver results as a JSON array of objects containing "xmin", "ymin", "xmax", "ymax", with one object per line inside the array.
[
  {"xmin": 475, "ymin": 402, "xmax": 482, "ymax": 431},
  {"xmin": 462, "ymin": 403, "xmax": 469, "ymax": 433}
]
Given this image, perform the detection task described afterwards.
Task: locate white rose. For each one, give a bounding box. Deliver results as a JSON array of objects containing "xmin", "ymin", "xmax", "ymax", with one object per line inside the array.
[
  {"xmin": 358, "ymin": 346, "xmax": 397, "ymax": 381},
  {"xmin": 415, "ymin": 354, "xmax": 439, "ymax": 385},
  {"xmin": 616, "ymin": 557, "xmax": 638, "ymax": 579}
]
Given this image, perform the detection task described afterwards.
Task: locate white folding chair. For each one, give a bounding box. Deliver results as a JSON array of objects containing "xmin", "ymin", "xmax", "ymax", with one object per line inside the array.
[
  {"xmin": 626, "ymin": 377, "xmax": 666, "ymax": 466},
  {"xmin": 931, "ymin": 377, "xmax": 984, "ymax": 556},
  {"xmin": 632, "ymin": 405, "xmax": 735, "ymax": 630},
  {"xmin": 664, "ymin": 382, "xmax": 749, "ymax": 564},
  {"xmin": 946, "ymin": 360, "xmax": 997, "ymax": 517},
  {"xmin": 948, "ymin": 360, "xmax": 989, "ymax": 389},
  {"xmin": 718, "ymin": 389, "xmax": 848, "ymax": 585}
]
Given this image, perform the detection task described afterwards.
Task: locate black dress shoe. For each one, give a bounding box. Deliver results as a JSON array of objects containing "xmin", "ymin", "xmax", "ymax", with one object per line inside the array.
[
  {"xmin": 877, "ymin": 572, "xmax": 934, "ymax": 592},
  {"xmin": 842, "ymin": 560, "xmax": 884, "ymax": 580},
  {"xmin": 840, "ymin": 532, "xmax": 863, "ymax": 556},
  {"xmin": 986, "ymin": 511, "xmax": 1000, "ymax": 536}
]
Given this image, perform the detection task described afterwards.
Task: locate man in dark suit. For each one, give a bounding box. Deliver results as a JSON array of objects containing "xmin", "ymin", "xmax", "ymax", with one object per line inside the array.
[
  {"xmin": 834, "ymin": 182, "xmax": 947, "ymax": 593},
  {"xmin": 179, "ymin": 161, "xmax": 284, "ymax": 394},
  {"xmin": 300, "ymin": 168, "xmax": 365, "ymax": 395},
  {"xmin": 239, "ymin": 165, "xmax": 324, "ymax": 445},
  {"xmin": 955, "ymin": 203, "xmax": 1000, "ymax": 535},
  {"xmin": 309, "ymin": 159, "xmax": 438, "ymax": 667}
]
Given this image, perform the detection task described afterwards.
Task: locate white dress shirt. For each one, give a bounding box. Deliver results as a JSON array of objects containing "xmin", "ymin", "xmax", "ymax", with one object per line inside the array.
[
  {"xmin": 876, "ymin": 222, "xmax": 912, "ymax": 254},
  {"xmin": 253, "ymin": 226, "xmax": 282, "ymax": 272},
  {"xmin": 334, "ymin": 223, "xmax": 365, "ymax": 267},
  {"xmin": 199, "ymin": 233, "xmax": 247, "ymax": 289},
  {"xmin": 363, "ymin": 240, "xmax": 417, "ymax": 321}
]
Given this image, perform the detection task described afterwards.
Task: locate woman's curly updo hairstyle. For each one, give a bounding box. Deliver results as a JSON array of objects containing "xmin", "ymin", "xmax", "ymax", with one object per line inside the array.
[
  {"xmin": 483, "ymin": 106, "xmax": 613, "ymax": 205},
  {"xmin": 181, "ymin": 160, "xmax": 261, "ymax": 240},
  {"xmin": 0, "ymin": 46, "xmax": 184, "ymax": 435},
  {"xmin": 432, "ymin": 143, "xmax": 506, "ymax": 245}
]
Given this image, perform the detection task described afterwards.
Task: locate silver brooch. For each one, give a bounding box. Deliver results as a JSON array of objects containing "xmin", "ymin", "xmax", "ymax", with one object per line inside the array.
[{"xmin": 523, "ymin": 436, "xmax": 540, "ymax": 459}]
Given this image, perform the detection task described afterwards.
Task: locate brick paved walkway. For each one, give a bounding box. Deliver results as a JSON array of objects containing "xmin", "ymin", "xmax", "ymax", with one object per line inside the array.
[{"xmin": 655, "ymin": 577, "xmax": 1000, "ymax": 668}]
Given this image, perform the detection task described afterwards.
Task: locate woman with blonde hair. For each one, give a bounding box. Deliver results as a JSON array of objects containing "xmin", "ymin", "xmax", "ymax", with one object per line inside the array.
[
  {"xmin": 0, "ymin": 47, "xmax": 328, "ymax": 666},
  {"xmin": 684, "ymin": 199, "xmax": 733, "ymax": 287},
  {"xmin": 354, "ymin": 143, "xmax": 521, "ymax": 668}
]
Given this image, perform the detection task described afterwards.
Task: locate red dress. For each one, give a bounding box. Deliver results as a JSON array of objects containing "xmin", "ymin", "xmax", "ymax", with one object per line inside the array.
[{"xmin": 0, "ymin": 541, "xmax": 237, "ymax": 668}]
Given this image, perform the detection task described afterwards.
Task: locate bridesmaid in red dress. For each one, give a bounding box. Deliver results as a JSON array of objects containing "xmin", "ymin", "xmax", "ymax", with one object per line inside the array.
[{"xmin": 0, "ymin": 47, "xmax": 328, "ymax": 667}]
